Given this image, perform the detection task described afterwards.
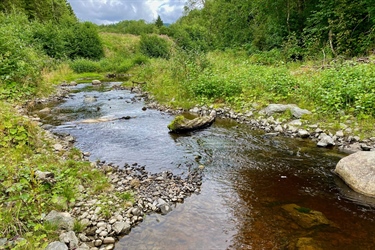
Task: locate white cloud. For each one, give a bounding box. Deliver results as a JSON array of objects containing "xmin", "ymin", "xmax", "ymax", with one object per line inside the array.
[{"xmin": 67, "ymin": 0, "xmax": 185, "ymax": 24}]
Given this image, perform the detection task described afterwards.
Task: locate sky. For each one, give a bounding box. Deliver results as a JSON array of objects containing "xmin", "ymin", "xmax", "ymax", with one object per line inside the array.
[{"xmin": 67, "ymin": 0, "xmax": 186, "ymax": 25}]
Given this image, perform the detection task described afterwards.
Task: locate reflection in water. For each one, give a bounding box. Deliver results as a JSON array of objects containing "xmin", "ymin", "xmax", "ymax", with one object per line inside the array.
[{"xmin": 34, "ymin": 83, "xmax": 375, "ymax": 249}]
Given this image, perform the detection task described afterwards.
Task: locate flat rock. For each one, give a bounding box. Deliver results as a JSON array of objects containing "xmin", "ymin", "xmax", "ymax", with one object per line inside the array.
[{"xmin": 335, "ymin": 151, "xmax": 375, "ymax": 197}]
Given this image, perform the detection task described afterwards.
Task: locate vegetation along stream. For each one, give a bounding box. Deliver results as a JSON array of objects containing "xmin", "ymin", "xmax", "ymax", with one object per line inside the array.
[{"xmin": 36, "ymin": 83, "xmax": 375, "ymax": 249}]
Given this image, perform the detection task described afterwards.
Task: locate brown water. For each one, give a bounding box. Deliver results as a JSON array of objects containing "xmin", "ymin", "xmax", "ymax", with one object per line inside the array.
[{"xmin": 35, "ymin": 83, "xmax": 375, "ymax": 250}]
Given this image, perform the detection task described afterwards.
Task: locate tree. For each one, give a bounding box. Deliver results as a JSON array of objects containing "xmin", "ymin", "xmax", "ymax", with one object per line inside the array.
[{"xmin": 155, "ymin": 15, "xmax": 163, "ymax": 28}]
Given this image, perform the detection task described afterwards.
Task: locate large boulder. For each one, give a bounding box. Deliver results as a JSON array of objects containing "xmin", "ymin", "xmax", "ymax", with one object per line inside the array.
[{"xmin": 335, "ymin": 151, "xmax": 375, "ymax": 197}]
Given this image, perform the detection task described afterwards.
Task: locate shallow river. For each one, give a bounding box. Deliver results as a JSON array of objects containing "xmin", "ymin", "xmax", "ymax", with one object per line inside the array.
[{"xmin": 36, "ymin": 83, "xmax": 375, "ymax": 249}]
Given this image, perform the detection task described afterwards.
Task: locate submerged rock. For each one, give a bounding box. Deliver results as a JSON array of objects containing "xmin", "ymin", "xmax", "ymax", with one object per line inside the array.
[
  {"xmin": 335, "ymin": 151, "xmax": 375, "ymax": 197},
  {"xmin": 281, "ymin": 204, "xmax": 331, "ymax": 229}
]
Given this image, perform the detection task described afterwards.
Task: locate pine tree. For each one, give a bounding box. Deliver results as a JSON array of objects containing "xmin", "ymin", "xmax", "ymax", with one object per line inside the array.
[{"xmin": 155, "ymin": 15, "xmax": 163, "ymax": 28}]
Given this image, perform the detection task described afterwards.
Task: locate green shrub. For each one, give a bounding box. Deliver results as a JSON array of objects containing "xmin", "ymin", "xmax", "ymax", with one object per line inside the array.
[
  {"xmin": 62, "ymin": 20, "xmax": 104, "ymax": 60},
  {"xmin": 140, "ymin": 34, "xmax": 170, "ymax": 59},
  {"xmin": 132, "ymin": 54, "xmax": 149, "ymax": 65},
  {"xmin": 32, "ymin": 21, "xmax": 65, "ymax": 59},
  {"xmin": 69, "ymin": 59, "xmax": 100, "ymax": 73},
  {"xmin": 0, "ymin": 12, "xmax": 47, "ymax": 100}
]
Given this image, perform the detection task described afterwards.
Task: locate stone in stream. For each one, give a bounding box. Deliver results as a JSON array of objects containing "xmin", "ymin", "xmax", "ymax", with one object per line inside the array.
[
  {"xmin": 168, "ymin": 110, "xmax": 216, "ymax": 133},
  {"xmin": 92, "ymin": 80, "xmax": 102, "ymax": 85},
  {"xmin": 281, "ymin": 204, "xmax": 332, "ymax": 229},
  {"xmin": 335, "ymin": 151, "xmax": 375, "ymax": 197}
]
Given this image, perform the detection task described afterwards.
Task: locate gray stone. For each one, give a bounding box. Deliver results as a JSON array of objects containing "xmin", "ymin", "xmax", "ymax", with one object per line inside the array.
[
  {"xmin": 59, "ymin": 231, "xmax": 78, "ymax": 249},
  {"xmin": 92, "ymin": 80, "xmax": 102, "ymax": 85},
  {"xmin": 103, "ymin": 237, "xmax": 115, "ymax": 244},
  {"xmin": 336, "ymin": 130, "xmax": 344, "ymax": 137},
  {"xmin": 317, "ymin": 133, "xmax": 335, "ymax": 147},
  {"xmin": 45, "ymin": 241, "xmax": 68, "ymax": 250},
  {"xmin": 53, "ymin": 143, "xmax": 63, "ymax": 151},
  {"xmin": 76, "ymin": 243, "xmax": 90, "ymax": 250},
  {"xmin": 298, "ymin": 129, "xmax": 310, "ymax": 138},
  {"xmin": 335, "ymin": 151, "xmax": 375, "ymax": 197},
  {"xmin": 94, "ymin": 240, "xmax": 102, "ymax": 247},
  {"xmin": 274, "ymin": 125, "xmax": 283, "ymax": 132},
  {"xmin": 84, "ymin": 96, "xmax": 97, "ymax": 103},
  {"xmin": 44, "ymin": 210, "xmax": 74, "ymax": 230},
  {"xmin": 159, "ymin": 203, "xmax": 172, "ymax": 215},
  {"xmin": 289, "ymin": 119, "xmax": 302, "ymax": 126},
  {"xmin": 35, "ymin": 170, "xmax": 55, "ymax": 183},
  {"xmin": 260, "ymin": 104, "xmax": 311, "ymax": 118},
  {"xmin": 39, "ymin": 107, "xmax": 51, "ymax": 114},
  {"xmin": 112, "ymin": 221, "xmax": 131, "ymax": 235}
]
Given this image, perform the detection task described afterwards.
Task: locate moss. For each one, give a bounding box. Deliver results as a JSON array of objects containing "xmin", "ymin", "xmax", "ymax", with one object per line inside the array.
[
  {"xmin": 295, "ymin": 206, "xmax": 311, "ymax": 214},
  {"xmin": 167, "ymin": 115, "xmax": 186, "ymax": 131}
]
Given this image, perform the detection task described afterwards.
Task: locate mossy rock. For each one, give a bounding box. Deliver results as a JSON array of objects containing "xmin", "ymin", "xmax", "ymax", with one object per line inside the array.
[{"xmin": 168, "ymin": 114, "xmax": 216, "ymax": 133}]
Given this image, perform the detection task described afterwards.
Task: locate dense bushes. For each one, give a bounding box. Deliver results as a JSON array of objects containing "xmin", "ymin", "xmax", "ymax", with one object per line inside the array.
[
  {"xmin": 0, "ymin": 13, "xmax": 47, "ymax": 100},
  {"xmin": 33, "ymin": 19, "xmax": 104, "ymax": 60},
  {"xmin": 140, "ymin": 34, "xmax": 170, "ymax": 59}
]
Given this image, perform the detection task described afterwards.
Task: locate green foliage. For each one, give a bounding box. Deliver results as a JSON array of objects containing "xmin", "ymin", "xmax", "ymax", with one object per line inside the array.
[
  {"xmin": 0, "ymin": 12, "xmax": 46, "ymax": 99},
  {"xmin": 169, "ymin": 23, "xmax": 210, "ymax": 51},
  {"xmin": 63, "ymin": 21, "xmax": 104, "ymax": 60},
  {"xmin": 168, "ymin": 115, "xmax": 186, "ymax": 131},
  {"xmin": 99, "ymin": 20, "xmax": 157, "ymax": 35},
  {"xmin": 295, "ymin": 206, "xmax": 311, "ymax": 214},
  {"xmin": 140, "ymin": 34, "xmax": 170, "ymax": 59},
  {"xmin": 69, "ymin": 58, "xmax": 101, "ymax": 73},
  {"xmin": 312, "ymin": 62, "xmax": 375, "ymax": 116},
  {"xmin": 178, "ymin": 0, "xmax": 375, "ymax": 57},
  {"xmin": 0, "ymin": 0, "xmax": 76, "ymax": 23},
  {"xmin": 0, "ymin": 103, "xmax": 39, "ymax": 148},
  {"xmin": 155, "ymin": 15, "xmax": 163, "ymax": 28},
  {"xmin": 33, "ymin": 21, "xmax": 66, "ymax": 59}
]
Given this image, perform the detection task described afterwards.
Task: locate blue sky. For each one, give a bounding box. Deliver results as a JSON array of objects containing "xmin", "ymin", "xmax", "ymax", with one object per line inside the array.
[{"xmin": 67, "ymin": 0, "xmax": 186, "ymax": 24}]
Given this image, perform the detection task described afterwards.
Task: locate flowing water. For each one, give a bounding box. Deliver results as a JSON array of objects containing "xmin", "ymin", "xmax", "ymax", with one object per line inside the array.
[{"xmin": 35, "ymin": 83, "xmax": 375, "ymax": 249}]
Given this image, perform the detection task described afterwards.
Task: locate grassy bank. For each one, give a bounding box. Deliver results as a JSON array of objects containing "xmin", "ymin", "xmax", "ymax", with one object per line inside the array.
[
  {"xmin": 127, "ymin": 48, "xmax": 375, "ymax": 139},
  {"xmin": 0, "ymin": 101, "xmax": 110, "ymax": 249}
]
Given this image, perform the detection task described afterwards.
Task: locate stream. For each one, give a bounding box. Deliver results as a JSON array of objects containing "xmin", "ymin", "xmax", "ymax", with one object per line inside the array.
[{"xmin": 35, "ymin": 83, "xmax": 375, "ymax": 249}]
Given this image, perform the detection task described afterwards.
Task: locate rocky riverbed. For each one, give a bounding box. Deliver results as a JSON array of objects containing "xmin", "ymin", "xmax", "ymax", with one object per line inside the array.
[{"xmin": 8, "ymin": 81, "xmax": 374, "ymax": 249}]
